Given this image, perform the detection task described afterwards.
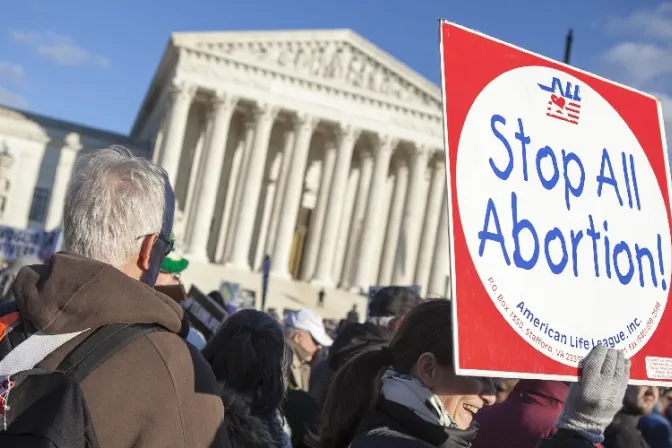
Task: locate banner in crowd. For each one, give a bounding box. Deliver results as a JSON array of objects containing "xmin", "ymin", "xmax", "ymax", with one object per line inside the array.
[
  {"xmin": 440, "ymin": 21, "xmax": 672, "ymax": 384},
  {"xmin": 0, "ymin": 226, "xmax": 61, "ymax": 262},
  {"xmin": 182, "ymin": 286, "xmax": 228, "ymax": 340}
]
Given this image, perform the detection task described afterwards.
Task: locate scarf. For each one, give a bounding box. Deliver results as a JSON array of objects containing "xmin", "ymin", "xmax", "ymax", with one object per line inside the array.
[
  {"xmin": 272, "ymin": 409, "xmax": 292, "ymax": 448},
  {"xmin": 380, "ymin": 369, "xmax": 458, "ymax": 428}
]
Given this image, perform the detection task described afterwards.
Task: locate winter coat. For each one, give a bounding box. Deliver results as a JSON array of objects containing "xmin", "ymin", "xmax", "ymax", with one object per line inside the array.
[
  {"xmin": 472, "ymin": 380, "xmax": 569, "ymax": 448},
  {"xmin": 604, "ymin": 411, "xmax": 650, "ymax": 448},
  {"xmin": 11, "ymin": 252, "xmax": 229, "ymax": 447},
  {"xmin": 220, "ymin": 385, "xmax": 288, "ymax": 448},
  {"xmin": 349, "ymin": 396, "xmax": 477, "ymax": 448}
]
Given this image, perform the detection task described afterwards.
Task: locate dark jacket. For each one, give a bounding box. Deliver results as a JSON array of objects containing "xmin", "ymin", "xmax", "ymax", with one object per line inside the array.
[
  {"xmin": 11, "ymin": 252, "xmax": 229, "ymax": 448},
  {"xmin": 638, "ymin": 410, "xmax": 672, "ymax": 448},
  {"xmin": 472, "ymin": 380, "xmax": 569, "ymax": 448},
  {"xmin": 536, "ymin": 429, "xmax": 598, "ymax": 448},
  {"xmin": 350, "ymin": 396, "xmax": 477, "ymax": 447},
  {"xmin": 309, "ymin": 323, "xmax": 392, "ymax": 406},
  {"xmin": 604, "ymin": 411, "xmax": 651, "ymax": 448},
  {"xmin": 220, "ymin": 385, "xmax": 286, "ymax": 448}
]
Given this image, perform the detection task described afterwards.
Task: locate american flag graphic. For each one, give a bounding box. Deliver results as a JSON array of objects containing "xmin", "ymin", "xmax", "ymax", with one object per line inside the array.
[{"xmin": 546, "ymin": 94, "xmax": 581, "ymax": 125}]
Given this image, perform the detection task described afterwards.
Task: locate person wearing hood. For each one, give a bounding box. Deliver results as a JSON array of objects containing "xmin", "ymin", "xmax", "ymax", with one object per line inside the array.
[
  {"xmin": 202, "ymin": 309, "xmax": 291, "ymax": 448},
  {"xmin": 2, "ymin": 148, "xmax": 229, "ymax": 447},
  {"xmin": 0, "ymin": 255, "xmax": 41, "ymax": 303}
]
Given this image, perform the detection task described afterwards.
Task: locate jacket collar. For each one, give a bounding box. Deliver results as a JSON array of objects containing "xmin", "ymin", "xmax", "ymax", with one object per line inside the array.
[
  {"xmin": 357, "ymin": 396, "xmax": 478, "ymax": 447},
  {"xmin": 13, "ymin": 252, "xmax": 186, "ymax": 336}
]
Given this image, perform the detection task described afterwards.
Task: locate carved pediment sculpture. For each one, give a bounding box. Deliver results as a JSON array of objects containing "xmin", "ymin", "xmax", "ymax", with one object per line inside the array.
[{"xmin": 194, "ymin": 39, "xmax": 441, "ymax": 109}]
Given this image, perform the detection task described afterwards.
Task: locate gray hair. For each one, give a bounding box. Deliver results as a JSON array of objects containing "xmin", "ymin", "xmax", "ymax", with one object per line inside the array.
[{"xmin": 63, "ymin": 146, "xmax": 173, "ymax": 267}]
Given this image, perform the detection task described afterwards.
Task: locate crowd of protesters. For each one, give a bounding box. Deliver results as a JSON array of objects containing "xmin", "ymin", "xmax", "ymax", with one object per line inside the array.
[{"xmin": 0, "ymin": 146, "xmax": 670, "ymax": 447}]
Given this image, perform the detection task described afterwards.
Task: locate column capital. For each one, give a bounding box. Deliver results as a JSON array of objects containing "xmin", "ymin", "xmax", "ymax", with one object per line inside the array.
[
  {"xmin": 414, "ymin": 143, "xmax": 430, "ymax": 156},
  {"xmin": 430, "ymin": 151, "xmax": 446, "ymax": 169},
  {"xmin": 168, "ymin": 80, "xmax": 197, "ymax": 101},
  {"xmin": 292, "ymin": 113, "xmax": 319, "ymax": 132},
  {"xmin": 62, "ymin": 132, "xmax": 83, "ymax": 151},
  {"xmin": 335, "ymin": 124, "xmax": 361, "ymax": 144},
  {"xmin": 391, "ymin": 155, "xmax": 408, "ymax": 171},
  {"xmin": 253, "ymin": 103, "xmax": 280, "ymax": 123},
  {"xmin": 376, "ymin": 134, "xmax": 398, "ymax": 154},
  {"xmin": 211, "ymin": 91, "xmax": 238, "ymax": 111}
]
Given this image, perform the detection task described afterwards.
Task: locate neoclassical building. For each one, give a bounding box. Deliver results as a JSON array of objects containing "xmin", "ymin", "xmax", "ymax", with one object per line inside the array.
[{"xmin": 0, "ymin": 29, "xmax": 450, "ymax": 315}]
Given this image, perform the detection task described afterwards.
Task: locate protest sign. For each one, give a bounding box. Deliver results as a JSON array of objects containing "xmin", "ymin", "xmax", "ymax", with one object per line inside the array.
[
  {"xmin": 0, "ymin": 226, "xmax": 61, "ymax": 262},
  {"xmin": 182, "ymin": 286, "xmax": 228, "ymax": 340},
  {"xmin": 440, "ymin": 21, "xmax": 672, "ymax": 384}
]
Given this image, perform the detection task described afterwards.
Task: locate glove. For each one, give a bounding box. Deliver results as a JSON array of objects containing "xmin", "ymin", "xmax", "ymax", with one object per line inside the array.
[{"xmin": 555, "ymin": 344, "xmax": 630, "ymax": 443}]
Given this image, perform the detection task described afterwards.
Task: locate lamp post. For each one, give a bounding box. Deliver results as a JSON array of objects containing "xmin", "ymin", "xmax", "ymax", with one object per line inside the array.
[{"xmin": 564, "ymin": 29, "xmax": 574, "ymax": 65}]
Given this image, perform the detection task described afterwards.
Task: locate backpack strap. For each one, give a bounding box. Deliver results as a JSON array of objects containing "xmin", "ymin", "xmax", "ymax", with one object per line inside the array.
[
  {"xmin": 57, "ymin": 323, "xmax": 164, "ymax": 383},
  {"xmin": 0, "ymin": 329, "xmax": 88, "ymax": 376}
]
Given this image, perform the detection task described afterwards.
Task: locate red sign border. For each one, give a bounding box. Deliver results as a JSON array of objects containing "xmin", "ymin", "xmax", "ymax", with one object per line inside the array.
[{"xmin": 439, "ymin": 21, "xmax": 672, "ymax": 385}]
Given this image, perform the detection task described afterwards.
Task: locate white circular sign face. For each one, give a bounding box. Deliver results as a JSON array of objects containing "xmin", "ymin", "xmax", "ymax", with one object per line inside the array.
[{"xmin": 456, "ymin": 65, "xmax": 671, "ymax": 366}]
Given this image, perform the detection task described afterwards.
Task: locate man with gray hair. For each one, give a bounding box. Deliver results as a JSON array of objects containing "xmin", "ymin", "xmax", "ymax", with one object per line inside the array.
[{"xmin": 3, "ymin": 147, "xmax": 229, "ymax": 447}]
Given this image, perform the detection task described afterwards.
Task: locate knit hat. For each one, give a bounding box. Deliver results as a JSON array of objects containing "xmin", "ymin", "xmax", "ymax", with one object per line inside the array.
[{"xmin": 160, "ymin": 233, "xmax": 189, "ymax": 274}]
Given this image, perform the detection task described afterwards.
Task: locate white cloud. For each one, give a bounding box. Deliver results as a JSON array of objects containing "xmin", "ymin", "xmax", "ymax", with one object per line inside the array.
[
  {"xmin": 0, "ymin": 61, "xmax": 24, "ymax": 82},
  {"xmin": 10, "ymin": 30, "xmax": 110, "ymax": 68},
  {"xmin": 0, "ymin": 85, "xmax": 28, "ymax": 108},
  {"xmin": 601, "ymin": 42, "xmax": 672, "ymax": 86},
  {"xmin": 604, "ymin": 3, "xmax": 672, "ymax": 40}
]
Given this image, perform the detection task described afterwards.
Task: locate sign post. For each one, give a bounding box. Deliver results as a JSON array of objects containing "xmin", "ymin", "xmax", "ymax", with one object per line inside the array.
[{"xmin": 440, "ymin": 21, "xmax": 672, "ymax": 384}]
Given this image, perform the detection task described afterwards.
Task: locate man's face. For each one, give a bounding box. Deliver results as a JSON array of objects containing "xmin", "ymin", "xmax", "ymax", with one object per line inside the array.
[
  {"xmin": 140, "ymin": 189, "xmax": 175, "ymax": 287},
  {"xmin": 623, "ymin": 385, "xmax": 659, "ymax": 415},
  {"xmin": 292, "ymin": 329, "xmax": 321, "ymax": 362}
]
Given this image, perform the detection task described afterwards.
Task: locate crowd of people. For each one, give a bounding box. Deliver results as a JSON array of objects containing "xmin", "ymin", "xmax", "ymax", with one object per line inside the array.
[{"xmin": 0, "ymin": 146, "xmax": 670, "ymax": 447}]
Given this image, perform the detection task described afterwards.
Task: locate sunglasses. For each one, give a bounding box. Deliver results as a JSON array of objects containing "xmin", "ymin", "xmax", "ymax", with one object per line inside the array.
[{"xmin": 137, "ymin": 233, "xmax": 174, "ymax": 258}]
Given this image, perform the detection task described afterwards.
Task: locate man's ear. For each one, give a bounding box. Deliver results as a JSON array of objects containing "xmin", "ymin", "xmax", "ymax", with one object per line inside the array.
[
  {"xmin": 415, "ymin": 352, "xmax": 438, "ymax": 388},
  {"xmin": 137, "ymin": 233, "xmax": 158, "ymax": 271}
]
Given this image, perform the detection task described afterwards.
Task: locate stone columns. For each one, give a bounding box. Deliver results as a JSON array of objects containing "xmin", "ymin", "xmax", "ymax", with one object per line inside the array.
[
  {"xmin": 352, "ymin": 135, "xmax": 396, "ymax": 291},
  {"xmin": 312, "ymin": 126, "xmax": 360, "ymax": 286},
  {"xmin": 342, "ymin": 152, "xmax": 373, "ymax": 288},
  {"xmin": 265, "ymin": 126, "xmax": 296, "ymax": 256},
  {"xmin": 271, "ymin": 114, "xmax": 318, "ymax": 277},
  {"xmin": 45, "ymin": 133, "xmax": 82, "ymax": 230},
  {"xmin": 222, "ymin": 120, "xmax": 255, "ymax": 261},
  {"xmin": 300, "ymin": 139, "xmax": 337, "ymax": 280},
  {"xmin": 428, "ymin": 192, "xmax": 450, "ymax": 296},
  {"xmin": 415, "ymin": 154, "xmax": 445, "ymax": 292},
  {"xmin": 158, "ymin": 81, "xmax": 196, "ymax": 187},
  {"xmin": 186, "ymin": 92, "xmax": 237, "ymax": 260},
  {"xmin": 228, "ymin": 104, "xmax": 279, "ymax": 269},
  {"xmin": 377, "ymin": 159, "xmax": 408, "ymax": 285},
  {"xmin": 393, "ymin": 146, "xmax": 428, "ymax": 284}
]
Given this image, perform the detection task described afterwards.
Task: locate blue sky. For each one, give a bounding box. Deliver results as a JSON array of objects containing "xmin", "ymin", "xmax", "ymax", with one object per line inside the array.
[{"xmin": 0, "ymin": 0, "xmax": 670, "ymax": 135}]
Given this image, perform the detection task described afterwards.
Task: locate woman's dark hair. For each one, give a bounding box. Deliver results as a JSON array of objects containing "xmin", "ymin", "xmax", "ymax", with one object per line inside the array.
[
  {"xmin": 201, "ymin": 309, "xmax": 288, "ymax": 415},
  {"xmin": 318, "ymin": 299, "xmax": 453, "ymax": 448}
]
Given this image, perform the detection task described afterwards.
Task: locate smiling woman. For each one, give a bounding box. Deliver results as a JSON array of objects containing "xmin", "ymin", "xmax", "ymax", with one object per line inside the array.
[{"xmin": 317, "ymin": 299, "xmax": 497, "ymax": 448}]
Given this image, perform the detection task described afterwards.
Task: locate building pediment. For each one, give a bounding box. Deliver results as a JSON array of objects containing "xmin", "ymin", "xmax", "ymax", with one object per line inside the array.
[{"xmin": 172, "ymin": 29, "xmax": 442, "ymax": 113}]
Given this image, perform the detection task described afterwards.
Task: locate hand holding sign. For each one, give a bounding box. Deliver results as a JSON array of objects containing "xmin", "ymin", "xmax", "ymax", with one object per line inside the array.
[{"xmin": 556, "ymin": 344, "xmax": 630, "ymax": 443}]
